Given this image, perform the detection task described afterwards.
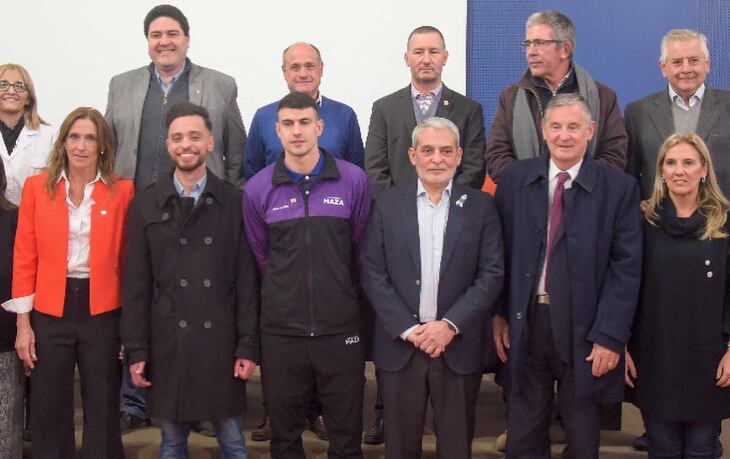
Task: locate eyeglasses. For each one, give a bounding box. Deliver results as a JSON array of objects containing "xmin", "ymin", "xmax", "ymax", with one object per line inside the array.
[
  {"xmin": 521, "ymin": 39, "xmax": 562, "ymax": 49},
  {"xmin": 0, "ymin": 80, "xmax": 29, "ymax": 92}
]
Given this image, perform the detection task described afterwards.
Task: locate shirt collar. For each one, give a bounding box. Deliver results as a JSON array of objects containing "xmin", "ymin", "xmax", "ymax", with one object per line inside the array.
[
  {"xmin": 152, "ymin": 59, "xmax": 190, "ymax": 91},
  {"xmin": 548, "ymin": 157, "xmax": 583, "ymax": 182},
  {"xmin": 58, "ymin": 169, "xmax": 105, "ymax": 185},
  {"xmin": 668, "ymin": 83, "xmax": 705, "ymax": 109},
  {"xmin": 283, "ymin": 149, "xmax": 326, "ymax": 182},
  {"xmin": 417, "ymin": 178, "xmax": 452, "ymax": 200},
  {"xmin": 173, "ymin": 171, "xmax": 207, "ymax": 198},
  {"xmin": 411, "ymin": 83, "xmax": 443, "ymax": 100}
]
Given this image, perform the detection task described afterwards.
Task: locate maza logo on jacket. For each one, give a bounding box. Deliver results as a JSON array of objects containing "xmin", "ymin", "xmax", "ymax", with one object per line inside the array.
[{"xmin": 323, "ymin": 196, "xmax": 345, "ymax": 206}]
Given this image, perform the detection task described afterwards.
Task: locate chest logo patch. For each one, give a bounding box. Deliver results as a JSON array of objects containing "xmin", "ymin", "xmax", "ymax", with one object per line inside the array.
[
  {"xmin": 271, "ymin": 204, "xmax": 290, "ymax": 212},
  {"xmin": 323, "ymin": 196, "xmax": 345, "ymax": 206}
]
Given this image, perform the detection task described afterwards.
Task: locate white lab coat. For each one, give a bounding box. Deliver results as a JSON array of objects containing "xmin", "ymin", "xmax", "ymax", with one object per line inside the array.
[{"xmin": 1, "ymin": 123, "xmax": 54, "ymax": 205}]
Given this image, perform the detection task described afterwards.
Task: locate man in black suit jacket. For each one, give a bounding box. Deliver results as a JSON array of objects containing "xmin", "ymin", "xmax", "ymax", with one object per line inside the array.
[
  {"xmin": 361, "ymin": 117, "xmax": 503, "ymax": 458},
  {"xmin": 626, "ymin": 28, "xmax": 730, "ymax": 198},
  {"xmin": 365, "ymin": 26, "xmax": 486, "ymax": 194}
]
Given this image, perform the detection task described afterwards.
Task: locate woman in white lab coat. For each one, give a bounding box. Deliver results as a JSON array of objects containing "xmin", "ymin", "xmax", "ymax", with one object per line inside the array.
[{"xmin": 0, "ymin": 63, "xmax": 54, "ymax": 205}]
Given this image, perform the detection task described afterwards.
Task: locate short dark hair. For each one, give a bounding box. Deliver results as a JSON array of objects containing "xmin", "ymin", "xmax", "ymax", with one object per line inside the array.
[
  {"xmin": 165, "ymin": 102, "xmax": 211, "ymax": 131},
  {"xmin": 277, "ymin": 92, "xmax": 319, "ymax": 117},
  {"xmin": 144, "ymin": 4, "xmax": 190, "ymax": 37},
  {"xmin": 407, "ymin": 25, "xmax": 446, "ymax": 49}
]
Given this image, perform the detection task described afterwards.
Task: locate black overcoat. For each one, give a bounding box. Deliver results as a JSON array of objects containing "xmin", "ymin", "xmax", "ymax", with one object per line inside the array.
[
  {"xmin": 630, "ymin": 205, "xmax": 730, "ymax": 421},
  {"xmin": 121, "ymin": 170, "xmax": 259, "ymax": 422}
]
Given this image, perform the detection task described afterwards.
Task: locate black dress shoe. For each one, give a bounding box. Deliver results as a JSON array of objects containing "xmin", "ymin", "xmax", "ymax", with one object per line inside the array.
[
  {"xmin": 120, "ymin": 413, "xmax": 151, "ymax": 434},
  {"xmin": 363, "ymin": 417, "xmax": 384, "ymax": 445},
  {"xmin": 308, "ymin": 415, "xmax": 329, "ymax": 441},
  {"xmin": 192, "ymin": 420, "xmax": 217, "ymax": 437},
  {"xmin": 251, "ymin": 416, "xmax": 271, "ymax": 442},
  {"xmin": 632, "ymin": 432, "xmax": 648, "ymax": 452}
]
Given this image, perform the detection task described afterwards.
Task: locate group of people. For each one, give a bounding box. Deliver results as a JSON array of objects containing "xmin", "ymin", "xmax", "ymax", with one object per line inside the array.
[{"xmin": 1, "ymin": 4, "xmax": 730, "ymax": 459}]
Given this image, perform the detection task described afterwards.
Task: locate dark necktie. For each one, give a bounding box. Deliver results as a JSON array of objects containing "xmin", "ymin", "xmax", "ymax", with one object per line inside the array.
[{"xmin": 545, "ymin": 171, "xmax": 570, "ymax": 292}]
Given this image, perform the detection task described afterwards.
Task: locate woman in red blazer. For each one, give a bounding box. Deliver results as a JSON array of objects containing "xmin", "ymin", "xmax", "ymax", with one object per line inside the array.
[{"xmin": 2, "ymin": 107, "xmax": 134, "ymax": 458}]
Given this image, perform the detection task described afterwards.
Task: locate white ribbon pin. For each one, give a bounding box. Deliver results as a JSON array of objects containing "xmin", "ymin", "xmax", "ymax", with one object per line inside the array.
[{"xmin": 456, "ymin": 194, "xmax": 467, "ymax": 207}]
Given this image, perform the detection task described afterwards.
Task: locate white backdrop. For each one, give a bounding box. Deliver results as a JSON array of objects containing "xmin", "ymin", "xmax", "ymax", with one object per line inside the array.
[{"xmin": 2, "ymin": 0, "xmax": 467, "ymax": 139}]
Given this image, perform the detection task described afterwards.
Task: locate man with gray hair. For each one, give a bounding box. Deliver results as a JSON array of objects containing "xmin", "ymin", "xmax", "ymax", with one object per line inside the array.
[
  {"xmin": 486, "ymin": 10, "xmax": 627, "ymax": 182},
  {"xmin": 494, "ymin": 94, "xmax": 641, "ymax": 458},
  {"xmin": 361, "ymin": 116, "xmax": 504, "ymax": 458},
  {"xmin": 243, "ymin": 42, "xmax": 364, "ymax": 179},
  {"xmin": 626, "ymin": 28, "xmax": 730, "ymax": 198},
  {"xmin": 624, "ymin": 28, "xmax": 730, "ymax": 456}
]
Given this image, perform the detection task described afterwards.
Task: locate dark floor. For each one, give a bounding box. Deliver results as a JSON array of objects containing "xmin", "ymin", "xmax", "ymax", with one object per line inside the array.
[{"xmin": 22, "ymin": 363, "xmax": 729, "ymax": 458}]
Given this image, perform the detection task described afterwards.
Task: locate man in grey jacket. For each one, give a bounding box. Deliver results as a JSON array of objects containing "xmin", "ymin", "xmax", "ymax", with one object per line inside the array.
[
  {"xmin": 105, "ymin": 4, "xmax": 246, "ymax": 192},
  {"xmin": 105, "ymin": 4, "xmax": 247, "ymax": 435}
]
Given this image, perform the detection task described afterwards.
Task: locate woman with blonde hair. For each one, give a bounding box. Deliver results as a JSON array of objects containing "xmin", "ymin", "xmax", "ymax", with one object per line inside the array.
[
  {"xmin": 626, "ymin": 132, "xmax": 730, "ymax": 458},
  {"xmin": 2, "ymin": 107, "xmax": 134, "ymax": 458},
  {"xmin": 0, "ymin": 63, "xmax": 54, "ymax": 205}
]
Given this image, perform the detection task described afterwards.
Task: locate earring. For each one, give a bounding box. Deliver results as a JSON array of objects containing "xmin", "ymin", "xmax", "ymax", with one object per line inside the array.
[
  {"xmin": 661, "ymin": 176, "xmax": 666, "ymax": 183},
  {"xmin": 702, "ymin": 176, "xmax": 707, "ymax": 183}
]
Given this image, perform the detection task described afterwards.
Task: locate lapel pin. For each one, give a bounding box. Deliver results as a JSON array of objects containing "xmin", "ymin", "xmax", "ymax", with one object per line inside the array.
[
  {"xmin": 100, "ymin": 210, "xmax": 108, "ymax": 215},
  {"xmin": 290, "ymin": 197, "xmax": 297, "ymax": 203},
  {"xmin": 443, "ymin": 100, "xmax": 449, "ymax": 106},
  {"xmin": 456, "ymin": 194, "xmax": 467, "ymax": 207}
]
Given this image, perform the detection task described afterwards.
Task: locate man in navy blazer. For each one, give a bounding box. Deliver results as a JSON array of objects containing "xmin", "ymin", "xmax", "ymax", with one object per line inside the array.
[
  {"xmin": 494, "ymin": 94, "xmax": 642, "ymax": 459},
  {"xmin": 361, "ymin": 117, "xmax": 503, "ymax": 458}
]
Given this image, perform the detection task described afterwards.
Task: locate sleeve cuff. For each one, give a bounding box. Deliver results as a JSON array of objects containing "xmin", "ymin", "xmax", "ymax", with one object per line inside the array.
[
  {"xmin": 587, "ymin": 330, "xmax": 624, "ymax": 354},
  {"xmin": 1, "ymin": 294, "xmax": 35, "ymax": 314},
  {"xmin": 442, "ymin": 318, "xmax": 460, "ymax": 335},
  {"xmin": 400, "ymin": 324, "xmax": 419, "ymax": 341}
]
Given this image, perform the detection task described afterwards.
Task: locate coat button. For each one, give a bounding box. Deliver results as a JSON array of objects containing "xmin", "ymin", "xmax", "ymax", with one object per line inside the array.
[
  {"xmin": 204, "ymin": 236, "xmax": 213, "ymax": 245},
  {"xmin": 179, "ymin": 320, "xmax": 187, "ymax": 328},
  {"xmin": 205, "ymin": 197, "xmax": 214, "ymax": 205},
  {"xmin": 161, "ymin": 212, "xmax": 170, "ymax": 221},
  {"xmin": 203, "ymin": 321, "xmax": 212, "ymax": 329},
  {"xmin": 415, "ymin": 279, "xmax": 421, "ymax": 286},
  {"xmin": 706, "ymin": 259, "xmax": 711, "ymax": 266},
  {"xmin": 516, "ymin": 312, "xmax": 523, "ymax": 320},
  {"xmin": 179, "ymin": 278, "xmax": 188, "ymax": 287},
  {"xmin": 203, "ymin": 279, "xmax": 212, "ymax": 288},
  {"xmin": 707, "ymin": 271, "xmax": 713, "ymax": 278},
  {"xmin": 179, "ymin": 237, "xmax": 188, "ymax": 245}
]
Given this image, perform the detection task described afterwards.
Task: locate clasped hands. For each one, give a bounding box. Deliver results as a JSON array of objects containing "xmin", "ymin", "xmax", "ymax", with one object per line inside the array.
[{"xmin": 406, "ymin": 320, "xmax": 456, "ymax": 358}]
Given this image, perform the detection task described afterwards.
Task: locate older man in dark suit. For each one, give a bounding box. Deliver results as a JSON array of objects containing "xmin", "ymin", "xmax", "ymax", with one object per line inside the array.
[
  {"xmin": 361, "ymin": 117, "xmax": 503, "ymax": 458},
  {"xmin": 626, "ymin": 28, "xmax": 730, "ymax": 198},
  {"xmin": 494, "ymin": 94, "xmax": 642, "ymax": 459},
  {"xmin": 365, "ymin": 26, "xmax": 486, "ymax": 194}
]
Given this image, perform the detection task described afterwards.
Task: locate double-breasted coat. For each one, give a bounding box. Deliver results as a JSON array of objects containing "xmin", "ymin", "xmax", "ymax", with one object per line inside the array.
[
  {"xmin": 494, "ymin": 154, "xmax": 643, "ymax": 403},
  {"xmin": 121, "ymin": 170, "xmax": 259, "ymax": 422}
]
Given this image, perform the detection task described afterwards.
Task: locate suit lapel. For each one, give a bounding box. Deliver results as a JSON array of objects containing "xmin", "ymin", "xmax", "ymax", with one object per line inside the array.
[
  {"xmin": 697, "ymin": 88, "xmax": 720, "ymax": 141},
  {"xmin": 439, "ymin": 186, "xmax": 465, "ymax": 276},
  {"xmin": 648, "ymin": 90, "xmax": 675, "ymax": 143},
  {"xmin": 189, "ymin": 65, "xmax": 203, "ymax": 105},
  {"xmin": 435, "ymin": 85, "xmax": 455, "ymax": 119},
  {"xmin": 131, "ymin": 68, "xmax": 151, "ymax": 143},
  {"xmin": 399, "ymin": 86, "xmax": 418, "ymax": 138},
  {"xmin": 399, "ymin": 183, "xmax": 421, "ymax": 274}
]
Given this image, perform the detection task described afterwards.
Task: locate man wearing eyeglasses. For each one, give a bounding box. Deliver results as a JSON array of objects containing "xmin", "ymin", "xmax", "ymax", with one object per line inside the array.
[{"xmin": 485, "ymin": 10, "xmax": 627, "ymax": 183}]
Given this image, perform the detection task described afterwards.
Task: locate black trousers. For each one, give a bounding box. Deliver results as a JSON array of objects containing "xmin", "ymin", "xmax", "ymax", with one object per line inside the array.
[
  {"xmin": 261, "ymin": 332, "xmax": 364, "ymax": 459},
  {"xmin": 30, "ymin": 278, "xmax": 123, "ymax": 459},
  {"xmin": 380, "ymin": 351, "xmax": 482, "ymax": 459},
  {"xmin": 506, "ymin": 302, "xmax": 601, "ymax": 459}
]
